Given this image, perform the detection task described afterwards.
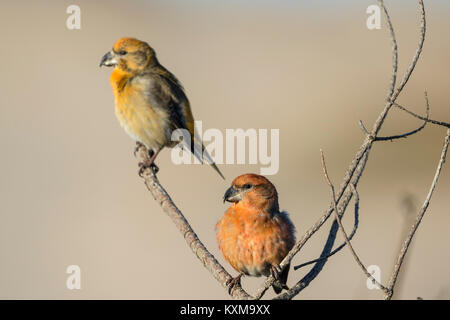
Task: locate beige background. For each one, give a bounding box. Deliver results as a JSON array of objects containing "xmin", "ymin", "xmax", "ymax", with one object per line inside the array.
[{"xmin": 0, "ymin": 0, "xmax": 449, "ymax": 299}]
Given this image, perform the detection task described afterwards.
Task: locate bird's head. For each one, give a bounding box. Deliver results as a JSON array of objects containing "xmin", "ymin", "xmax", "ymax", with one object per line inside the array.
[
  {"xmin": 99, "ymin": 37, "xmax": 157, "ymax": 73},
  {"xmin": 223, "ymin": 173, "xmax": 279, "ymax": 213}
]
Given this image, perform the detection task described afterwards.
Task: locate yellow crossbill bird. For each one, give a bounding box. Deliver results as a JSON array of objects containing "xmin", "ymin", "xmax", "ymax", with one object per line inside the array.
[
  {"xmin": 100, "ymin": 37, "xmax": 224, "ymax": 179},
  {"xmin": 216, "ymin": 173, "xmax": 296, "ymax": 294}
]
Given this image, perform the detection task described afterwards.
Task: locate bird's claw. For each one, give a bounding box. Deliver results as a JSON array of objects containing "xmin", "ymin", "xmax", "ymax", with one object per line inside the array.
[
  {"xmin": 138, "ymin": 160, "xmax": 159, "ymax": 177},
  {"xmin": 270, "ymin": 265, "xmax": 281, "ymax": 281},
  {"xmin": 271, "ymin": 265, "xmax": 289, "ymax": 291},
  {"xmin": 226, "ymin": 274, "xmax": 243, "ymax": 295},
  {"xmin": 135, "ymin": 143, "xmax": 159, "ymax": 176}
]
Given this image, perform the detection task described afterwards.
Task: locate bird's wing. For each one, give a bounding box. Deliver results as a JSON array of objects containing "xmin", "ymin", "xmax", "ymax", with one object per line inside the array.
[
  {"xmin": 148, "ymin": 67, "xmax": 192, "ymax": 132},
  {"xmin": 150, "ymin": 66, "xmax": 225, "ymax": 179}
]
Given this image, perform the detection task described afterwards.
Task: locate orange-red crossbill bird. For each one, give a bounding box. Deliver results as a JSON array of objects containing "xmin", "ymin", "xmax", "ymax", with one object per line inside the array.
[
  {"xmin": 100, "ymin": 37, "xmax": 224, "ymax": 179},
  {"xmin": 216, "ymin": 173, "xmax": 296, "ymax": 294}
]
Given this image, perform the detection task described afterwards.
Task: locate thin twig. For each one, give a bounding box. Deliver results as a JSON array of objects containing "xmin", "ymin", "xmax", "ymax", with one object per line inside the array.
[
  {"xmin": 135, "ymin": 145, "xmax": 253, "ymax": 300},
  {"xmin": 359, "ymin": 120, "xmax": 372, "ymax": 137},
  {"xmin": 379, "ymin": 0, "xmax": 398, "ymax": 102},
  {"xmin": 390, "ymin": 0, "xmax": 426, "ymax": 101},
  {"xmin": 320, "ymin": 150, "xmax": 389, "ymax": 293},
  {"xmin": 385, "ymin": 129, "xmax": 450, "ymax": 300},
  {"xmin": 293, "ymin": 184, "xmax": 360, "ymax": 271},
  {"xmin": 394, "ymin": 102, "xmax": 450, "ymax": 128},
  {"xmin": 359, "ymin": 92, "xmax": 430, "ymax": 141},
  {"xmin": 273, "ymin": 219, "xmax": 340, "ymax": 300}
]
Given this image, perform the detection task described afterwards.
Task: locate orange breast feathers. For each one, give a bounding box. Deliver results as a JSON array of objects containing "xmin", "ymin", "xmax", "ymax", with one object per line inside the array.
[
  {"xmin": 216, "ymin": 203, "xmax": 295, "ymax": 277},
  {"xmin": 110, "ymin": 68, "xmax": 171, "ymax": 151}
]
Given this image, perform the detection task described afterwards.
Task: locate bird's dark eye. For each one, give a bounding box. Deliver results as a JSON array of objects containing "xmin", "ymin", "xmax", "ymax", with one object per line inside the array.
[
  {"xmin": 242, "ymin": 184, "xmax": 252, "ymax": 189},
  {"xmin": 118, "ymin": 50, "xmax": 127, "ymax": 55}
]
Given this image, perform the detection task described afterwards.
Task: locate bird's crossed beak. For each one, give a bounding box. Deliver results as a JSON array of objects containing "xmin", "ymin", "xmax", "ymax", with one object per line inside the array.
[
  {"xmin": 223, "ymin": 187, "xmax": 242, "ymax": 203},
  {"xmin": 99, "ymin": 51, "xmax": 118, "ymax": 67}
]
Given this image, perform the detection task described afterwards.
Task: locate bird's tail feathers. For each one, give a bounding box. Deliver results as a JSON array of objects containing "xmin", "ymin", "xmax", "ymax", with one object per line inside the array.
[{"xmin": 190, "ymin": 138, "xmax": 225, "ymax": 180}]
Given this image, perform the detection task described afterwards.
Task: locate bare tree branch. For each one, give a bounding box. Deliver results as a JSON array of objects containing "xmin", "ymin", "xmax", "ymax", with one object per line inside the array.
[
  {"xmin": 134, "ymin": 145, "xmax": 253, "ymax": 300},
  {"xmin": 390, "ymin": 0, "xmax": 426, "ymax": 101},
  {"xmin": 385, "ymin": 129, "xmax": 450, "ymax": 300},
  {"xmin": 320, "ymin": 150, "xmax": 390, "ymax": 293},
  {"xmin": 254, "ymin": 0, "xmax": 426, "ymax": 300},
  {"xmin": 268, "ymin": 149, "xmax": 371, "ymax": 300}
]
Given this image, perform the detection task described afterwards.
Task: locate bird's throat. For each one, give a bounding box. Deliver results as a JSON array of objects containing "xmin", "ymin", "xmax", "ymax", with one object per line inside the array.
[{"xmin": 110, "ymin": 68, "xmax": 133, "ymax": 92}]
